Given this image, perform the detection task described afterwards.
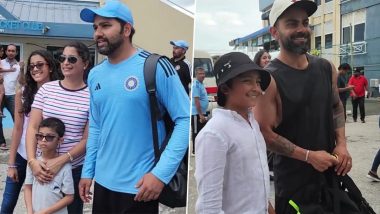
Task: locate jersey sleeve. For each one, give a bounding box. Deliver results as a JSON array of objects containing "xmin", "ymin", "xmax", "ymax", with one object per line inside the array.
[
  {"xmin": 192, "ymin": 81, "xmax": 200, "ymax": 98},
  {"xmin": 82, "ymin": 71, "xmax": 101, "ymax": 179},
  {"xmin": 150, "ymin": 57, "xmax": 190, "ymax": 184}
]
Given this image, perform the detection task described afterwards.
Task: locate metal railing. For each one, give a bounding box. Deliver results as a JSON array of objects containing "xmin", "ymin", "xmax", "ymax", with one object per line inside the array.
[{"xmin": 339, "ymin": 41, "xmax": 367, "ymax": 56}]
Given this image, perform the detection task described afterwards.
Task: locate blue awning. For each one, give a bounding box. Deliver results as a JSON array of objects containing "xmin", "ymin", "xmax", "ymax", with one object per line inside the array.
[{"xmin": 237, "ymin": 26, "xmax": 270, "ymax": 44}]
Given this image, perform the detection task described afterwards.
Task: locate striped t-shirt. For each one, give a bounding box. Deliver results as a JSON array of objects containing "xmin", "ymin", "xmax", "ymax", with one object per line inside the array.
[{"xmin": 32, "ymin": 80, "xmax": 90, "ymax": 168}]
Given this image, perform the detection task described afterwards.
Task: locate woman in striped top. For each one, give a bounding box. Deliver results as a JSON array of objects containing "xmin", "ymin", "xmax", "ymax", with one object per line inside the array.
[
  {"xmin": 26, "ymin": 42, "xmax": 91, "ymax": 214},
  {"xmin": 1, "ymin": 50, "xmax": 61, "ymax": 213}
]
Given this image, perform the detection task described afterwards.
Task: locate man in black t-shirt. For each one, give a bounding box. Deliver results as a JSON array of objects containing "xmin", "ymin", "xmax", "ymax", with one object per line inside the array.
[
  {"xmin": 337, "ymin": 63, "xmax": 354, "ymax": 121},
  {"xmin": 254, "ymin": 0, "xmax": 351, "ymax": 213},
  {"xmin": 169, "ymin": 40, "xmax": 192, "ymax": 95}
]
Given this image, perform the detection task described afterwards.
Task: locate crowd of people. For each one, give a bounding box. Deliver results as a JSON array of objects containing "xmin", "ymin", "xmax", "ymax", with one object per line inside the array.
[{"xmin": 0, "ymin": 0, "xmax": 379, "ymax": 213}]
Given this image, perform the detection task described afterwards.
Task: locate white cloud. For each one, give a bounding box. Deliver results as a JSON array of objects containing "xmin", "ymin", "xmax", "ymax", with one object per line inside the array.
[
  {"xmin": 194, "ymin": 0, "xmax": 262, "ymax": 53},
  {"xmin": 214, "ymin": 11, "xmax": 244, "ymax": 26},
  {"xmin": 196, "ymin": 13, "xmax": 217, "ymax": 26}
]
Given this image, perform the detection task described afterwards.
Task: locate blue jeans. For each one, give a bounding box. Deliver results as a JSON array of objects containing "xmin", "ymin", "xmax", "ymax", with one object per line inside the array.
[
  {"xmin": 0, "ymin": 95, "xmax": 15, "ymax": 145},
  {"xmin": 371, "ymin": 149, "xmax": 380, "ymax": 173},
  {"xmin": 0, "ymin": 153, "xmax": 27, "ymax": 214},
  {"xmin": 68, "ymin": 165, "xmax": 83, "ymax": 214}
]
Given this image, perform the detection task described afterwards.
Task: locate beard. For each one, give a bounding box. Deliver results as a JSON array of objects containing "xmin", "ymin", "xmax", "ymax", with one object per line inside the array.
[
  {"xmin": 172, "ymin": 51, "xmax": 181, "ymax": 59},
  {"xmin": 96, "ymin": 36, "xmax": 124, "ymax": 56},
  {"xmin": 279, "ymin": 31, "xmax": 311, "ymax": 55}
]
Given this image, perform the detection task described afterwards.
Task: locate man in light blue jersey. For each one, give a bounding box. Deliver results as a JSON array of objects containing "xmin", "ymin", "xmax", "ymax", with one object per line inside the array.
[
  {"xmin": 191, "ymin": 67, "xmax": 208, "ymax": 155},
  {"xmin": 78, "ymin": 1, "xmax": 190, "ymax": 213}
]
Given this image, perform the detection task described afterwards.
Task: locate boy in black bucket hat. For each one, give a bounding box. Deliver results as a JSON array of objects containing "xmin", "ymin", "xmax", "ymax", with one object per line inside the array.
[{"xmin": 194, "ymin": 52, "xmax": 275, "ymax": 213}]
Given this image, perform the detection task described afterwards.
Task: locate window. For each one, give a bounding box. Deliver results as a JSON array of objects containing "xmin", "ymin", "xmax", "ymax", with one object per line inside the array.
[
  {"xmin": 354, "ymin": 23, "xmax": 365, "ymax": 42},
  {"xmin": 193, "ymin": 58, "xmax": 213, "ymax": 78},
  {"xmin": 314, "ymin": 0, "xmax": 321, "ymax": 6},
  {"xmin": 325, "ymin": 34, "xmax": 333, "ymax": 49},
  {"xmin": 342, "ymin": 26, "xmax": 351, "ymax": 44},
  {"xmin": 315, "ymin": 36, "xmax": 321, "ymax": 50}
]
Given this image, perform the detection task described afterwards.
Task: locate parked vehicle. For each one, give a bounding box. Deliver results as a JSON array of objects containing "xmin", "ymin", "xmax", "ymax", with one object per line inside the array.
[{"xmin": 193, "ymin": 50, "xmax": 218, "ymax": 113}]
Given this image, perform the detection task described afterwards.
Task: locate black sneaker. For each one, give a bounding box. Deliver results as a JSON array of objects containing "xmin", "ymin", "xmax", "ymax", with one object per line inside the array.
[
  {"xmin": 353, "ymin": 119, "xmax": 357, "ymax": 122},
  {"xmin": 366, "ymin": 171, "xmax": 380, "ymax": 182},
  {"xmin": 361, "ymin": 120, "xmax": 365, "ymax": 123}
]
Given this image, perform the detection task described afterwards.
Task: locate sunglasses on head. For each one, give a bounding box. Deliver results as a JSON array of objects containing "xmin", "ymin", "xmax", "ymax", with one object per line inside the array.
[
  {"xmin": 28, "ymin": 62, "xmax": 47, "ymax": 70},
  {"xmin": 58, "ymin": 55, "xmax": 78, "ymax": 64},
  {"xmin": 35, "ymin": 133, "xmax": 58, "ymax": 142}
]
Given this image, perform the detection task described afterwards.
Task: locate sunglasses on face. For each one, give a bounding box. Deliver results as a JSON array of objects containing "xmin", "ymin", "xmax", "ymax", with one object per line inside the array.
[
  {"xmin": 58, "ymin": 55, "xmax": 78, "ymax": 64},
  {"xmin": 35, "ymin": 133, "xmax": 58, "ymax": 142},
  {"xmin": 28, "ymin": 62, "xmax": 47, "ymax": 70}
]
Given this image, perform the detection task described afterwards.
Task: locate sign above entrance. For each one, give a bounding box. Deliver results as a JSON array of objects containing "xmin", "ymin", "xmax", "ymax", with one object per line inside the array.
[{"xmin": 0, "ymin": 20, "xmax": 43, "ymax": 31}]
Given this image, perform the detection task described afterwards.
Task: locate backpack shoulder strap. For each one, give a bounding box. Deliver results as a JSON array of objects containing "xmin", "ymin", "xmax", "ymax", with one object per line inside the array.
[
  {"xmin": 144, "ymin": 54, "xmax": 161, "ymax": 94},
  {"xmin": 144, "ymin": 53, "xmax": 163, "ymax": 164}
]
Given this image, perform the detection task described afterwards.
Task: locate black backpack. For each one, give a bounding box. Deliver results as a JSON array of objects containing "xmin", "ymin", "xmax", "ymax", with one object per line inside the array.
[
  {"xmin": 143, "ymin": 53, "xmax": 188, "ymax": 208},
  {"xmin": 289, "ymin": 171, "xmax": 376, "ymax": 214}
]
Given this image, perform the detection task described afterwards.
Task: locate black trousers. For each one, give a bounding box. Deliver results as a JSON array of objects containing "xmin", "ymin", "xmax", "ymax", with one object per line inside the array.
[
  {"xmin": 67, "ymin": 165, "xmax": 83, "ymax": 214},
  {"xmin": 93, "ymin": 182, "xmax": 158, "ymax": 214},
  {"xmin": 191, "ymin": 114, "xmax": 208, "ymax": 154},
  {"xmin": 351, "ymin": 96, "xmax": 365, "ymax": 121}
]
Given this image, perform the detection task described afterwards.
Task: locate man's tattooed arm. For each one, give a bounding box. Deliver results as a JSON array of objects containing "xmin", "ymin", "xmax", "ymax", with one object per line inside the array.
[
  {"xmin": 331, "ymin": 72, "xmax": 346, "ymax": 129},
  {"xmin": 267, "ymin": 134, "xmax": 296, "ymax": 157}
]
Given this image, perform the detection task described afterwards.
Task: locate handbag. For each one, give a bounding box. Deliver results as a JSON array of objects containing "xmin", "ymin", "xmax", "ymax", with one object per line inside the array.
[
  {"xmin": 288, "ymin": 170, "xmax": 376, "ymax": 214},
  {"xmin": 144, "ymin": 53, "xmax": 188, "ymax": 208}
]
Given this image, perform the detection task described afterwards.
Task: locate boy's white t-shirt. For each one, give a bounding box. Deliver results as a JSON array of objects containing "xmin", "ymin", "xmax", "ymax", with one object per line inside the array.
[
  {"xmin": 195, "ymin": 108, "xmax": 270, "ymax": 214},
  {"xmin": 25, "ymin": 157, "xmax": 74, "ymax": 214}
]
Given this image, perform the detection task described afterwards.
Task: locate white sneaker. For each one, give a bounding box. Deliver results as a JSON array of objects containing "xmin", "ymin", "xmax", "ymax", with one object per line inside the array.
[{"xmin": 366, "ymin": 171, "xmax": 380, "ymax": 182}]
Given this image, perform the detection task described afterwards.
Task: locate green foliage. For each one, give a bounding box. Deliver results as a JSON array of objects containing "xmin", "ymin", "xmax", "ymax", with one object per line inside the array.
[{"xmin": 309, "ymin": 49, "xmax": 321, "ymax": 56}]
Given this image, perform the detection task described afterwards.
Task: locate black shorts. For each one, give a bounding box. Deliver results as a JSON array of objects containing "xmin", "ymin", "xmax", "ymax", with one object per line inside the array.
[{"xmin": 93, "ymin": 182, "xmax": 159, "ymax": 214}]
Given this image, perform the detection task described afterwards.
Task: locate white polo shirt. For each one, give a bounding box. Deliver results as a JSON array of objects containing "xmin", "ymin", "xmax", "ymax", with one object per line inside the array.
[
  {"xmin": 1, "ymin": 58, "xmax": 20, "ymax": 95},
  {"xmin": 195, "ymin": 108, "xmax": 270, "ymax": 214}
]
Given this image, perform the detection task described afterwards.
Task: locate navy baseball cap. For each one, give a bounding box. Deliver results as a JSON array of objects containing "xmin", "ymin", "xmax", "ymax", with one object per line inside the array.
[
  {"xmin": 80, "ymin": 0, "xmax": 134, "ymax": 25},
  {"xmin": 170, "ymin": 40, "xmax": 189, "ymax": 49},
  {"xmin": 213, "ymin": 52, "xmax": 271, "ymax": 91}
]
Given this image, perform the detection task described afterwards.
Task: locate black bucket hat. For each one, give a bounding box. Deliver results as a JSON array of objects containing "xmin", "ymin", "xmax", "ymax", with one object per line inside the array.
[{"xmin": 213, "ymin": 52, "xmax": 271, "ymax": 91}]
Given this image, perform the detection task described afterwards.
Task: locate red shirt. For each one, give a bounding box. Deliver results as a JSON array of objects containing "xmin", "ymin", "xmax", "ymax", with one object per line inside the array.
[{"xmin": 348, "ymin": 75, "xmax": 368, "ymax": 97}]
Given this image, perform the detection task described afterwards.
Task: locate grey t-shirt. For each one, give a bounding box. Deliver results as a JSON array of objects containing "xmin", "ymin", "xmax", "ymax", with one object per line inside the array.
[{"xmin": 25, "ymin": 158, "xmax": 74, "ymax": 214}]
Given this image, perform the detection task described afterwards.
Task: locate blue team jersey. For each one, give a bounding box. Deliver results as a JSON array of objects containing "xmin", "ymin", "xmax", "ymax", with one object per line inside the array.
[
  {"xmin": 82, "ymin": 49, "xmax": 190, "ymax": 194},
  {"xmin": 191, "ymin": 79, "xmax": 209, "ymax": 115}
]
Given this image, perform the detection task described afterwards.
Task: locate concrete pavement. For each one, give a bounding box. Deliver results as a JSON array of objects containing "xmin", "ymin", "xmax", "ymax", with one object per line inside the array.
[{"xmin": 187, "ymin": 115, "xmax": 380, "ymax": 213}]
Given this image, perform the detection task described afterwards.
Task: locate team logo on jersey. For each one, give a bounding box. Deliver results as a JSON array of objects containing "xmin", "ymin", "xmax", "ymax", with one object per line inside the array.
[
  {"xmin": 124, "ymin": 76, "xmax": 139, "ymax": 91},
  {"xmin": 175, "ymin": 65, "xmax": 180, "ymax": 70}
]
